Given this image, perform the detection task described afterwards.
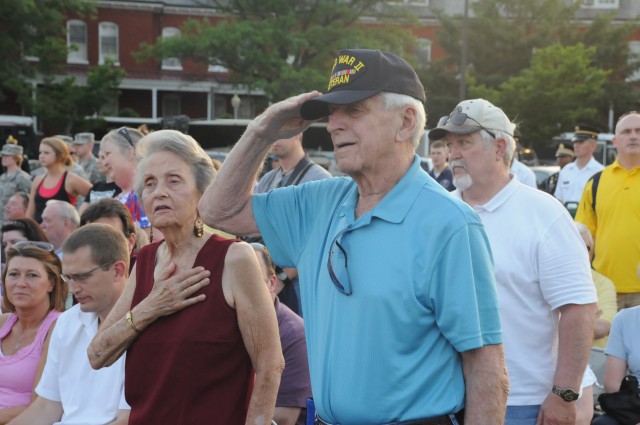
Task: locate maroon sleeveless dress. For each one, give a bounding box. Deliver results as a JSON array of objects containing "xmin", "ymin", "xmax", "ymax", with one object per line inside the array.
[{"xmin": 125, "ymin": 235, "xmax": 254, "ymax": 425}]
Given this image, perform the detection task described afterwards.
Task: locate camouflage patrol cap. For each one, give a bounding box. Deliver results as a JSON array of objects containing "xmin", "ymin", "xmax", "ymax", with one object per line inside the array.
[{"xmin": 1, "ymin": 144, "xmax": 23, "ymax": 156}]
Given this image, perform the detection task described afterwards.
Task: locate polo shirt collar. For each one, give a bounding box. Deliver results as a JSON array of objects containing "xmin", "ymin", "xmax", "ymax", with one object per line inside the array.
[
  {"xmin": 370, "ymin": 155, "xmax": 428, "ymax": 224},
  {"xmin": 460, "ymin": 174, "xmax": 520, "ymax": 213},
  {"xmin": 336, "ymin": 155, "xmax": 428, "ymax": 227},
  {"xmin": 610, "ymin": 158, "xmax": 640, "ymax": 173}
]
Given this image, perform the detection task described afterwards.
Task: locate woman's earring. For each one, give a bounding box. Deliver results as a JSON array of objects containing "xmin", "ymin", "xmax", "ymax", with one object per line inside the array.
[
  {"xmin": 194, "ymin": 212, "xmax": 204, "ymax": 238},
  {"xmin": 149, "ymin": 224, "xmax": 154, "ymax": 243}
]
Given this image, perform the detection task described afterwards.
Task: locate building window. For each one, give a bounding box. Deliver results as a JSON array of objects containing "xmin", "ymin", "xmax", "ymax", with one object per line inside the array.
[
  {"xmin": 99, "ymin": 22, "xmax": 119, "ymax": 65},
  {"xmin": 67, "ymin": 20, "xmax": 88, "ymax": 64},
  {"xmin": 162, "ymin": 27, "xmax": 182, "ymax": 70},
  {"xmin": 628, "ymin": 41, "xmax": 640, "ymax": 82},
  {"xmin": 581, "ymin": 0, "xmax": 619, "ymax": 8},
  {"xmin": 162, "ymin": 95, "xmax": 181, "ymax": 117},
  {"xmin": 415, "ymin": 38, "xmax": 432, "ymax": 69}
]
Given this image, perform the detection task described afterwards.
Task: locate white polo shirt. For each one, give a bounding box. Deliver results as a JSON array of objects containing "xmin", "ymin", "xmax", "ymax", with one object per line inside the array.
[
  {"xmin": 36, "ymin": 305, "xmax": 129, "ymax": 425},
  {"xmin": 554, "ymin": 157, "xmax": 604, "ymax": 204},
  {"xmin": 454, "ymin": 176, "xmax": 597, "ymax": 405}
]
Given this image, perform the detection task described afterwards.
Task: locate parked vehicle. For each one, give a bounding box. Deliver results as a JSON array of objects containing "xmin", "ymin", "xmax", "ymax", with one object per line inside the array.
[
  {"xmin": 530, "ymin": 165, "xmax": 560, "ymax": 194},
  {"xmin": 204, "ymin": 148, "xmax": 230, "ymax": 164}
]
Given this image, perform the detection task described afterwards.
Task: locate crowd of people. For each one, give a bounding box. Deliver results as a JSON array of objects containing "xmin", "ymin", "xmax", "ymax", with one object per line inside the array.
[{"xmin": 0, "ymin": 48, "xmax": 638, "ymax": 425}]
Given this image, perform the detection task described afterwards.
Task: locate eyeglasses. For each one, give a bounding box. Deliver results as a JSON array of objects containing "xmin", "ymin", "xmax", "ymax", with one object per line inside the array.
[
  {"xmin": 61, "ymin": 261, "xmax": 114, "ymax": 284},
  {"xmin": 327, "ymin": 227, "xmax": 352, "ymax": 296},
  {"xmin": 12, "ymin": 240, "xmax": 55, "ymax": 252},
  {"xmin": 117, "ymin": 127, "xmax": 135, "ymax": 148},
  {"xmin": 438, "ymin": 111, "xmax": 497, "ymax": 139}
]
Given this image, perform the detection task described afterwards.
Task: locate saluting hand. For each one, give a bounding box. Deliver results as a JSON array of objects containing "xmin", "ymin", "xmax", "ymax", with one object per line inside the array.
[{"xmin": 249, "ymin": 91, "xmax": 322, "ymax": 143}]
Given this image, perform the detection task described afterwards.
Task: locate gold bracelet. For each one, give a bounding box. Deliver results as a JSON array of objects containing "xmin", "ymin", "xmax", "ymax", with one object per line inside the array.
[{"xmin": 126, "ymin": 310, "xmax": 141, "ymax": 333}]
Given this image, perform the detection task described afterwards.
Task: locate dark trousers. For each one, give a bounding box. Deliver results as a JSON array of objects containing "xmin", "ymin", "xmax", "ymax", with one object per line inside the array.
[
  {"xmin": 315, "ymin": 411, "xmax": 463, "ymax": 425},
  {"xmin": 591, "ymin": 414, "xmax": 622, "ymax": 425}
]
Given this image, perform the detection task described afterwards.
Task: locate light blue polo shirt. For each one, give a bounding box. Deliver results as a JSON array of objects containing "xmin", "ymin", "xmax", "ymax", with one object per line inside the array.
[{"xmin": 253, "ymin": 155, "xmax": 502, "ymax": 424}]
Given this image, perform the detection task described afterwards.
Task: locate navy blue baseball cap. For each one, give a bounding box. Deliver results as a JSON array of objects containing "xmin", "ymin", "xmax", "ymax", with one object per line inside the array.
[{"xmin": 300, "ymin": 49, "xmax": 426, "ymax": 120}]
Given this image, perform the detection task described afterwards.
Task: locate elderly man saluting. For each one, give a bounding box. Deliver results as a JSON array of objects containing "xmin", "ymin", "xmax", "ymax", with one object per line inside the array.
[{"xmin": 200, "ymin": 49, "xmax": 508, "ymax": 425}]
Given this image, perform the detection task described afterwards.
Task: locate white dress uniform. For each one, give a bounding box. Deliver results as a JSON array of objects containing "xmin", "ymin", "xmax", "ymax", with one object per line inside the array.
[{"xmin": 554, "ymin": 157, "xmax": 604, "ymax": 204}]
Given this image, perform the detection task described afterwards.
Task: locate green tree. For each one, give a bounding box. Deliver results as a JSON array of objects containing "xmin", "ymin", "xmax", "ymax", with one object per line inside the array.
[
  {"xmin": 0, "ymin": 0, "xmax": 93, "ymax": 101},
  {"xmin": 20, "ymin": 61, "xmax": 125, "ymax": 134},
  {"xmin": 435, "ymin": 0, "xmax": 579, "ymax": 88},
  {"xmin": 431, "ymin": 0, "xmax": 639, "ymax": 135},
  {"xmin": 136, "ymin": 0, "xmax": 417, "ymax": 101},
  {"xmin": 418, "ymin": 62, "xmax": 459, "ymax": 128},
  {"xmin": 470, "ymin": 44, "xmax": 608, "ymax": 147},
  {"xmin": 564, "ymin": 13, "xmax": 640, "ymax": 130}
]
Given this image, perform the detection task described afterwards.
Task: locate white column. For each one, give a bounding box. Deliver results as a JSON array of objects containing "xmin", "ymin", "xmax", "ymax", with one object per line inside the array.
[{"xmin": 152, "ymin": 87, "xmax": 158, "ymax": 119}]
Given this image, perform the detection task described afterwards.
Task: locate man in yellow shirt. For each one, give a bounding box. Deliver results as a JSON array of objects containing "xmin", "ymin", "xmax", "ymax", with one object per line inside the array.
[{"xmin": 576, "ymin": 112, "xmax": 640, "ymax": 308}]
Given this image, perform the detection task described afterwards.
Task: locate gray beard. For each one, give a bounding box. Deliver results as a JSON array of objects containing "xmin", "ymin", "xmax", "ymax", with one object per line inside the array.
[
  {"xmin": 450, "ymin": 159, "xmax": 474, "ymax": 191},
  {"xmin": 453, "ymin": 173, "xmax": 474, "ymax": 191}
]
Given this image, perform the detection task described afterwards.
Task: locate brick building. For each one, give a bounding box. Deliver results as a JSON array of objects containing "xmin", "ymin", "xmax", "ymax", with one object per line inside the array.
[{"xmin": 1, "ymin": 0, "xmax": 639, "ymax": 149}]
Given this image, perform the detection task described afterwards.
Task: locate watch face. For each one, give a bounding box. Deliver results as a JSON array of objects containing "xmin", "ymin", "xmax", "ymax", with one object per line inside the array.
[
  {"xmin": 278, "ymin": 272, "xmax": 288, "ymax": 281},
  {"xmin": 553, "ymin": 385, "xmax": 579, "ymax": 402},
  {"xmin": 561, "ymin": 389, "xmax": 579, "ymax": 401}
]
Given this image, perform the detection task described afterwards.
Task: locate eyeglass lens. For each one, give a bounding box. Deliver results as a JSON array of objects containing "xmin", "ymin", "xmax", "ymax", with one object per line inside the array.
[
  {"xmin": 327, "ymin": 228, "xmax": 352, "ymax": 296},
  {"xmin": 62, "ymin": 261, "xmax": 113, "ymax": 283}
]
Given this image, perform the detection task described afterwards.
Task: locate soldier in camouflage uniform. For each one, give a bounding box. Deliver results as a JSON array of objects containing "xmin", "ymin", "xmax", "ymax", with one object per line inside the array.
[
  {"xmin": 0, "ymin": 143, "xmax": 33, "ymax": 226},
  {"xmin": 72, "ymin": 132, "xmax": 105, "ymax": 185}
]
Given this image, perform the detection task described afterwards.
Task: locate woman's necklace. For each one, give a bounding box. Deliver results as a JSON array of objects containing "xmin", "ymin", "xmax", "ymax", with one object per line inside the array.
[
  {"xmin": 15, "ymin": 331, "xmax": 25, "ymax": 350},
  {"xmin": 13, "ymin": 319, "xmax": 43, "ymax": 351}
]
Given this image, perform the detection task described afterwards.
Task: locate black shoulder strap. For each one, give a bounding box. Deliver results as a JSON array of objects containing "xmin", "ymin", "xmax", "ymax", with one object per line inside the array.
[
  {"xmin": 591, "ymin": 171, "xmax": 602, "ymax": 212},
  {"xmin": 292, "ymin": 161, "xmax": 315, "ymax": 186},
  {"xmin": 279, "ymin": 155, "xmax": 313, "ymax": 187}
]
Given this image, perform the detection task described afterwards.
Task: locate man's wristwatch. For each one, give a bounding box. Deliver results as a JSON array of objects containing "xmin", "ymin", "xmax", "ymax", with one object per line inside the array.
[{"xmin": 552, "ymin": 385, "xmax": 580, "ymax": 402}]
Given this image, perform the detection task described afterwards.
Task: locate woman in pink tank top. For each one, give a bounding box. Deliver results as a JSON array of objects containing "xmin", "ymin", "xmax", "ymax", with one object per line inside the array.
[{"xmin": 0, "ymin": 241, "xmax": 68, "ymax": 423}]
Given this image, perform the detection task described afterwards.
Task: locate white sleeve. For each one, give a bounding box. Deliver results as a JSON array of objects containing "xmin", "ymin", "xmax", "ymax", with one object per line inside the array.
[
  {"xmin": 538, "ymin": 212, "xmax": 597, "ymax": 309},
  {"xmin": 554, "ymin": 169, "xmax": 566, "ymax": 202},
  {"xmin": 35, "ymin": 320, "xmax": 62, "ymax": 402}
]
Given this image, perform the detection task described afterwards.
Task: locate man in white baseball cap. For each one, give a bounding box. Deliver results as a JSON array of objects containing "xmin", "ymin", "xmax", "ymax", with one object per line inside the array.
[{"xmin": 430, "ymin": 98, "xmax": 597, "ymax": 425}]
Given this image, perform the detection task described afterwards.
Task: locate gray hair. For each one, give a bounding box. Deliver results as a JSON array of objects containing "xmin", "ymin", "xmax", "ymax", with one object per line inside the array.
[
  {"xmin": 134, "ymin": 130, "xmax": 216, "ymax": 198},
  {"xmin": 380, "ymin": 92, "xmax": 427, "ymax": 148},
  {"xmin": 101, "ymin": 127, "xmax": 144, "ymax": 156},
  {"xmin": 479, "ymin": 129, "xmax": 516, "ymax": 166},
  {"xmin": 45, "ymin": 200, "xmax": 80, "ymax": 226}
]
